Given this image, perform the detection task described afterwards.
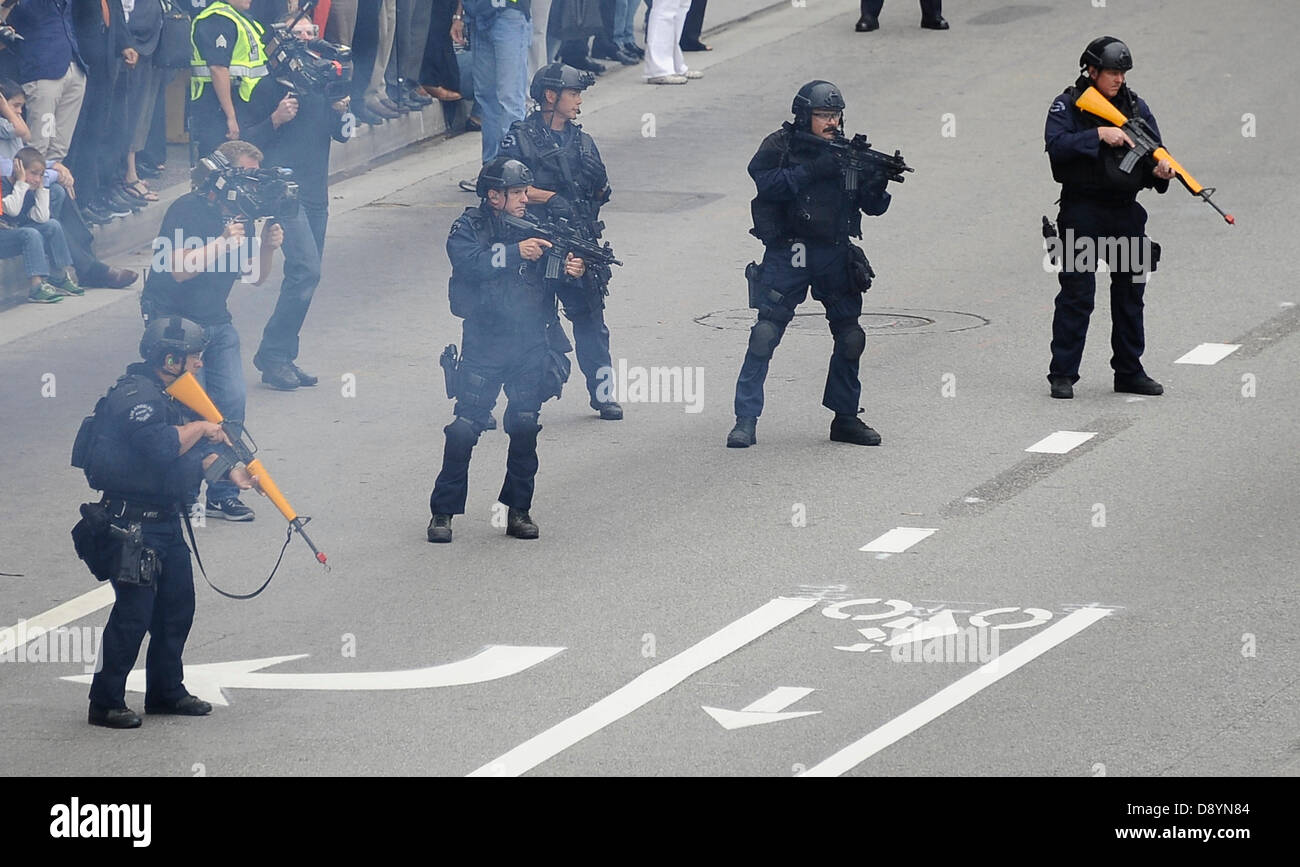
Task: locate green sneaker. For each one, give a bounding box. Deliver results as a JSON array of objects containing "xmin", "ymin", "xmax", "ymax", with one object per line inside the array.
[
  {"xmin": 27, "ymin": 283, "xmax": 64, "ymax": 303},
  {"xmin": 52, "ymin": 274, "xmax": 84, "ymax": 296}
]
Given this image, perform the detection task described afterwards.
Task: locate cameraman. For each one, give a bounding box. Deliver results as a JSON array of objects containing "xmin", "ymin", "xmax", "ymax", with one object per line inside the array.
[
  {"xmin": 140, "ymin": 140, "xmax": 285, "ymax": 522},
  {"xmin": 240, "ymin": 12, "xmax": 350, "ymax": 390}
]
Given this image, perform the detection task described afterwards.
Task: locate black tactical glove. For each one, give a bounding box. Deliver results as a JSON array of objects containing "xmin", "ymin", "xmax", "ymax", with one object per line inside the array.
[{"xmin": 547, "ymin": 194, "xmax": 575, "ymax": 220}]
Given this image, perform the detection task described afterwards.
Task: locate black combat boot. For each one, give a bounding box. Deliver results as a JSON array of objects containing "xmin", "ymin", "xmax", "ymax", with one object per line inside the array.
[
  {"xmin": 830, "ymin": 412, "xmax": 882, "ymax": 446},
  {"xmin": 727, "ymin": 416, "xmax": 758, "ymax": 448},
  {"xmin": 1048, "ymin": 375, "xmax": 1074, "ymax": 399},
  {"xmin": 427, "ymin": 514, "xmax": 453, "ymax": 543},
  {"xmin": 506, "ymin": 508, "xmax": 540, "ymax": 540}
]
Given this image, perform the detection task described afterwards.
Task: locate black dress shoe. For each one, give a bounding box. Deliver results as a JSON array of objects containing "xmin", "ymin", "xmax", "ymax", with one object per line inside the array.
[
  {"xmin": 1048, "ymin": 375, "xmax": 1074, "ymax": 399},
  {"xmin": 405, "ymin": 85, "xmax": 434, "ymax": 106},
  {"xmin": 89, "ymin": 705, "xmax": 142, "ymax": 729},
  {"xmin": 590, "ymin": 39, "xmax": 623, "ymax": 60},
  {"xmin": 1114, "ymin": 374, "xmax": 1164, "ymax": 395},
  {"xmin": 830, "ymin": 414, "xmax": 882, "ymax": 446},
  {"xmin": 921, "ymin": 16, "xmax": 949, "ymax": 29},
  {"xmin": 855, "ymin": 14, "xmax": 879, "ymax": 31},
  {"xmin": 145, "ymin": 695, "xmax": 212, "ymax": 716},
  {"xmin": 621, "ymin": 42, "xmax": 645, "ymax": 59},
  {"xmin": 566, "ymin": 56, "xmax": 606, "ymax": 75}
]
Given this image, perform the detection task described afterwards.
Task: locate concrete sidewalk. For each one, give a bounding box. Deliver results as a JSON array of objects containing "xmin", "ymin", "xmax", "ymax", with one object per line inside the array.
[{"xmin": 0, "ymin": 0, "xmax": 782, "ymax": 311}]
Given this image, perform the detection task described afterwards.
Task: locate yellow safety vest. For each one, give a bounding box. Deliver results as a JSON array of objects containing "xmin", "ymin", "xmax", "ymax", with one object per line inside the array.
[{"xmin": 190, "ymin": 2, "xmax": 268, "ymax": 103}]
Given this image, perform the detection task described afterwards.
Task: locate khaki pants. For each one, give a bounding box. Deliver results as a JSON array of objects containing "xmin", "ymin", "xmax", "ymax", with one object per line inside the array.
[{"xmin": 22, "ymin": 62, "xmax": 87, "ymax": 163}]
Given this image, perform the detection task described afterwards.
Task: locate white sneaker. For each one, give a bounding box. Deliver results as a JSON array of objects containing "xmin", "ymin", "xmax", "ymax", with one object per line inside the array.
[
  {"xmin": 683, "ymin": 69, "xmax": 703, "ymax": 79},
  {"xmin": 646, "ymin": 74, "xmax": 688, "ymax": 85}
]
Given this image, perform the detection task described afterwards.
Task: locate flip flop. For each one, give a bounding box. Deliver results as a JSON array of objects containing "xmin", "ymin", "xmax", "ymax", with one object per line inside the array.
[{"xmin": 122, "ymin": 181, "xmax": 159, "ymax": 202}]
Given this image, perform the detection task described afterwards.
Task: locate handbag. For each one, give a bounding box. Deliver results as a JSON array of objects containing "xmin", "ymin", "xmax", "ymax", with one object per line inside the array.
[{"xmin": 155, "ymin": 0, "xmax": 194, "ymax": 70}]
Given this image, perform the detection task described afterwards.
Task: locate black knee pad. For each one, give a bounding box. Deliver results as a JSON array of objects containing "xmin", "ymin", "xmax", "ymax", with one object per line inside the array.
[
  {"xmin": 443, "ymin": 417, "xmax": 482, "ymax": 456},
  {"xmin": 748, "ymin": 319, "xmax": 782, "ymax": 360},
  {"xmin": 504, "ymin": 410, "xmax": 542, "ymax": 438},
  {"xmin": 833, "ymin": 325, "xmax": 866, "ymax": 361}
]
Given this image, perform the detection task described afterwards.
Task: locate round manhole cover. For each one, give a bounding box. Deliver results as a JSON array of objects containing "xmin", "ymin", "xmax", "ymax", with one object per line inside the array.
[{"xmin": 695, "ymin": 307, "xmax": 989, "ymax": 335}]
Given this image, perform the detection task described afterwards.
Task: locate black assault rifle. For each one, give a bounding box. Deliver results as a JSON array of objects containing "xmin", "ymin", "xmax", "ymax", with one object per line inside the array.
[
  {"xmin": 499, "ymin": 214, "xmax": 623, "ymax": 281},
  {"xmin": 794, "ymin": 128, "xmax": 914, "ymax": 191}
]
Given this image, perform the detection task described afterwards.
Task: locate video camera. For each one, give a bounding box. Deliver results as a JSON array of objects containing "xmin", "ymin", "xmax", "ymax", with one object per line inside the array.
[
  {"xmin": 264, "ymin": 28, "xmax": 353, "ymax": 101},
  {"xmin": 194, "ymin": 150, "xmax": 300, "ymax": 220}
]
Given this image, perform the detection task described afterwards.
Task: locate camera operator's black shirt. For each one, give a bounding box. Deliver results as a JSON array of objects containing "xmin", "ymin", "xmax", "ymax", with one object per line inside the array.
[
  {"xmin": 245, "ymin": 80, "xmax": 350, "ymax": 207},
  {"xmin": 143, "ymin": 193, "xmax": 257, "ymax": 327}
]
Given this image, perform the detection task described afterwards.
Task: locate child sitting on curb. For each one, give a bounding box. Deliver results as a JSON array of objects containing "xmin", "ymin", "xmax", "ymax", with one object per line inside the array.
[{"xmin": 0, "ymin": 147, "xmax": 82, "ymax": 303}]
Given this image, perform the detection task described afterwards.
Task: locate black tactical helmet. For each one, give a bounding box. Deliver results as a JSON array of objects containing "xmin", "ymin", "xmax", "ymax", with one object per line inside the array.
[
  {"xmin": 140, "ymin": 316, "xmax": 208, "ymax": 366},
  {"xmin": 475, "ymin": 157, "xmax": 535, "ymax": 198},
  {"xmin": 1080, "ymin": 37, "xmax": 1132, "ymax": 71},
  {"xmin": 529, "ymin": 62, "xmax": 595, "ymax": 104},
  {"xmin": 792, "ymin": 80, "xmax": 846, "ymax": 124}
]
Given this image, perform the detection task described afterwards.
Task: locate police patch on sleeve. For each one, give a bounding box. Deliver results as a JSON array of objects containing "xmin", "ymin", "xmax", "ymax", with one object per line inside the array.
[
  {"xmin": 1050, "ymin": 100, "xmax": 1066, "ymax": 113},
  {"xmin": 500, "ymin": 133, "xmax": 517, "ymax": 150},
  {"xmin": 128, "ymin": 403, "xmax": 155, "ymax": 423},
  {"xmin": 215, "ymin": 34, "xmax": 228, "ymax": 48}
]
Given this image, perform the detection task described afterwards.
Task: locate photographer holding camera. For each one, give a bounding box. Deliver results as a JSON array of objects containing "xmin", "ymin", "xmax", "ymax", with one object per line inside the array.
[
  {"xmin": 238, "ymin": 9, "xmax": 352, "ymax": 390},
  {"xmin": 140, "ymin": 139, "xmax": 286, "ymax": 523}
]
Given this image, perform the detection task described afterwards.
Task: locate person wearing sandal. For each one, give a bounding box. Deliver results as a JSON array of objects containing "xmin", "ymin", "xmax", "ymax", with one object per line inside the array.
[{"xmin": 118, "ymin": 0, "xmax": 167, "ymax": 207}]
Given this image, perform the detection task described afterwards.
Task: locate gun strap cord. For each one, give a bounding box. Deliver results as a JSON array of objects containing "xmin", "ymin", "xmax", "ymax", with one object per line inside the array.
[{"xmin": 183, "ymin": 510, "xmax": 292, "ymax": 600}]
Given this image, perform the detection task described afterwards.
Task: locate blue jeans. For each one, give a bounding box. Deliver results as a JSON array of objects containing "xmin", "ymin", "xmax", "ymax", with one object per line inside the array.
[
  {"xmin": 615, "ymin": 0, "xmax": 642, "ymax": 44},
  {"xmin": 470, "ymin": 8, "xmax": 531, "ymax": 164},
  {"xmin": 0, "ymin": 226, "xmax": 52, "ymax": 278},
  {"xmin": 27, "ymin": 219, "xmax": 73, "ymax": 274},
  {"xmin": 255, "ymin": 208, "xmax": 323, "ymax": 368},
  {"xmin": 196, "ymin": 322, "xmax": 246, "ymax": 503}
]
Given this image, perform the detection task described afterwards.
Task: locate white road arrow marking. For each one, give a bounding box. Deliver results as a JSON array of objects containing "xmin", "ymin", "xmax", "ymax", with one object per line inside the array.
[
  {"xmin": 800, "ymin": 607, "xmax": 1113, "ymax": 776},
  {"xmin": 61, "ymin": 645, "xmax": 565, "ymax": 706},
  {"xmin": 702, "ymin": 686, "xmax": 821, "ymax": 730},
  {"xmin": 468, "ymin": 596, "xmax": 818, "ymax": 776}
]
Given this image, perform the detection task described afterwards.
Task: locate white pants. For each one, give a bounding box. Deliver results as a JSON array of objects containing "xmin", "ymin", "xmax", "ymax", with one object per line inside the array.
[{"xmin": 643, "ymin": 0, "xmax": 690, "ymax": 78}]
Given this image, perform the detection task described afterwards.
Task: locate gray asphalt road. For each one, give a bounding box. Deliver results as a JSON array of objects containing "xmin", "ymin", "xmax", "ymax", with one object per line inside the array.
[{"xmin": 1, "ymin": 0, "xmax": 1296, "ymax": 778}]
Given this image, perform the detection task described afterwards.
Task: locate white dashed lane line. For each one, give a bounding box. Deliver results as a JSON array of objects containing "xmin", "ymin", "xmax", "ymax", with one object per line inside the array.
[{"xmin": 1174, "ymin": 343, "xmax": 1241, "ymax": 365}]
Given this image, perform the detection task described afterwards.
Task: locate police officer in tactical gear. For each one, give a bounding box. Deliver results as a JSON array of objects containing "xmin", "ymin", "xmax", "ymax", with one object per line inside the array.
[
  {"xmin": 497, "ymin": 62, "xmax": 623, "ymax": 421},
  {"xmin": 428, "ymin": 157, "xmax": 587, "ymax": 543},
  {"xmin": 727, "ymin": 80, "xmax": 891, "ymax": 449},
  {"xmin": 1044, "ymin": 37, "xmax": 1174, "ymax": 400},
  {"xmin": 77, "ymin": 317, "xmax": 260, "ymax": 728}
]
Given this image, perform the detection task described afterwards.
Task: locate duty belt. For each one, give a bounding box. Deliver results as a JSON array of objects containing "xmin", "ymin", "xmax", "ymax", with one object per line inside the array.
[{"xmin": 100, "ymin": 498, "xmax": 178, "ymax": 523}]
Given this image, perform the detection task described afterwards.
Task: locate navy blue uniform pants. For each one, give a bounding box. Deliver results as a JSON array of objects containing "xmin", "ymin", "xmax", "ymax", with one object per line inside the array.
[
  {"xmin": 733, "ymin": 241, "xmax": 865, "ymax": 418},
  {"xmin": 429, "ymin": 322, "xmax": 548, "ymax": 515},
  {"xmin": 88, "ymin": 518, "xmax": 195, "ymax": 711},
  {"xmin": 1049, "ymin": 198, "xmax": 1150, "ymax": 382},
  {"xmin": 556, "ymin": 280, "xmax": 613, "ymax": 404}
]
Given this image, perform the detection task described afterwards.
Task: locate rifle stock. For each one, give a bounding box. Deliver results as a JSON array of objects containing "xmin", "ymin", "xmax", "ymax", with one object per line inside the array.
[
  {"xmin": 1074, "ymin": 86, "xmax": 1234, "ymax": 224},
  {"xmin": 166, "ymin": 372, "xmax": 328, "ymax": 566}
]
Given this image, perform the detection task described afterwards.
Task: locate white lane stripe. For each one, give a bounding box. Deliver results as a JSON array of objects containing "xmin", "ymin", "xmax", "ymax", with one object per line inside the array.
[
  {"xmin": 799, "ymin": 607, "xmax": 1113, "ymax": 777},
  {"xmin": 467, "ymin": 596, "xmax": 818, "ymax": 777},
  {"xmin": 0, "ymin": 585, "xmax": 115, "ymax": 656},
  {"xmin": 1174, "ymin": 343, "xmax": 1240, "ymax": 365},
  {"xmin": 1025, "ymin": 430, "xmax": 1096, "ymax": 454},
  {"xmin": 859, "ymin": 527, "xmax": 937, "ymax": 554}
]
